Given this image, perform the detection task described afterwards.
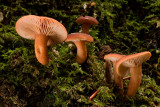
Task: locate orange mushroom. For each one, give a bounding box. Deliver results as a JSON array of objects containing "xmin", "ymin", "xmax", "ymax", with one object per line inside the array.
[
  {"xmin": 65, "ymin": 33, "xmax": 93, "ymax": 64},
  {"xmin": 116, "ymin": 51, "xmax": 151, "ymax": 97},
  {"xmin": 104, "ymin": 53, "xmax": 126, "ymax": 95},
  {"xmin": 76, "ymin": 16, "xmax": 98, "ymax": 34},
  {"xmin": 16, "ymin": 15, "xmax": 67, "ymax": 65},
  {"xmin": 89, "ymin": 53, "xmax": 125, "ymax": 101}
]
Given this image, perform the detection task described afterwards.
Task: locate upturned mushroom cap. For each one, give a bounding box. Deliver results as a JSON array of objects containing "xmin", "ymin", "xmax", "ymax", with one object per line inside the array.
[
  {"xmin": 104, "ymin": 54, "xmax": 128, "ymax": 75},
  {"xmin": 104, "ymin": 53, "xmax": 127, "ymax": 78},
  {"xmin": 76, "ymin": 16, "xmax": 98, "ymax": 25},
  {"xmin": 16, "ymin": 15, "xmax": 67, "ymax": 46},
  {"xmin": 116, "ymin": 51, "xmax": 151, "ymax": 77},
  {"xmin": 104, "ymin": 53, "xmax": 128, "ymax": 77},
  {"xmin": 65, "ymin": 33, "xmax": 93, "ymax": 42},
  {"xmin": 104, "ymin": 53, "xmax": 126, "ymax": 62}
]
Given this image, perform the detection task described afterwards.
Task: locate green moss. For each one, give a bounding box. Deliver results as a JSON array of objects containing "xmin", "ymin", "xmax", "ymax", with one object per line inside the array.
[
  {"xmin": 94, "ymin": 86, "xmax": 116, "ymax": 106},
  {"xmin": 0, "ymin": 0, "xmax": 160, "ymax": 106}
]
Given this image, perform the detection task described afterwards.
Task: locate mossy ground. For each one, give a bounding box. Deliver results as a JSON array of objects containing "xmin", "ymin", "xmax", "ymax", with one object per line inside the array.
[{"xmin": 0, "ymin": 0, "xmax": 160, "ymax": 106}]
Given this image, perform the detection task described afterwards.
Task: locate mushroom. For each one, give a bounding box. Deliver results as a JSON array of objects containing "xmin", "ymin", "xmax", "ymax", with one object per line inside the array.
[
  {"xmin": 15, "ymin": 15, "xmax": 67, "ymax": 65},
  {"xmin": 89, "ymin": 53, "xmax": 126, "ymax": 100},
  {"xmin": 65, "ymin": 33, "xmax": 93, "ymax": 64},
  {"xmin": 116, "ymin": 51, "xmax": 151, "ymax": 97},
  {"xmin": 104, "ymin": 53, "xmax": 126, "ymax": 95},
  {"xmin": 76, "ymin": 16, "xmax": 98, "ymax": 34}
]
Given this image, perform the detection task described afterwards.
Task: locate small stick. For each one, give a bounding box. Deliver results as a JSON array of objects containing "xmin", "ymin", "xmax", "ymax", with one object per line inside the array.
[
  {"xmin": 89, "ymin": 90, "xmax": 99, "ymax": 101},
  {"xmin": 123, "ymin": 76, "xmax": 131, "ymax": 80}
]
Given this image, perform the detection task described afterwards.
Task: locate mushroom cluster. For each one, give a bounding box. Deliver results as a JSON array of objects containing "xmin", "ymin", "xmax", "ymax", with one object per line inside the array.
[
  {"xmin": 65, "ymin": 16, "xmax": 98, "ymax": 64},
  {"xmin": 15, "ymin": 14, "xmax": 152, "ymax": 101},
  {"xmin": 15, "ymin": 15, "xmax": 98, "ymax": 65},
  {"xmin": 104, "ymin": 51, "xmax": 151, "ymax": 97},
  {"xmin": 90, "ymin": 51, "xmax": 151, "ymax": 101}
]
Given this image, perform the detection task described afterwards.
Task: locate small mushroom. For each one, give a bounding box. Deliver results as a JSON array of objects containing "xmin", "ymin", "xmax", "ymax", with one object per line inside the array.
[
  {"xmin": 65, "ymin": 33, "xmax": 93, "ymax": 64},
  {"xmin": 16, "ymin": 15, "xmax": 67, "ymax": 65},
  {"xmin": 104, "ymin": 53, "xmax": 126, "ymax": 95},
  {"xmin": 116, "ymin": 51, "xmax": 151, "ymax": 97},
  {"xmin": 76, "ymin": 16, "xmax": 98, "ymax": 34}
]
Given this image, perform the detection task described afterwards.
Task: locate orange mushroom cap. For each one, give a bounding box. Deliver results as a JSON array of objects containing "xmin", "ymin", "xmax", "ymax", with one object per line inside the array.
[
  {"xmin": 76, "ymin": 16, "xmax": 98, "ymax": 34},
  {"xmin": 65, "ymin": 33, "xmax": 93, "ymax": 42},
  {"xmin": 104, "ymin": 53, "xmax": 128, "ymax": 76},
  {"xmin": 104, "ymin": 53, "xmax": 126, "ymax": 62},
  {"xmin": 76, "ymin": 16, "xmax": 98, "ymax": 25},
  {"xmin": 116, "ymin": 51, "xmax": 151, "ymax": 77},
  {"xmin": 16, "ymin": 15, "xmax": 67, "ymax": 46}
]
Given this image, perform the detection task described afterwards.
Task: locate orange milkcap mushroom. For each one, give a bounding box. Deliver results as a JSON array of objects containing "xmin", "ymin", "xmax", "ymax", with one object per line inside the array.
[
  {"xmin": 116, "ymin": 51, "xmax": 151, "ymax": 97},
  {"xmin": 76, "ymin": 16, "xmax": 98, "ymax": 34},
  {"xmin": 65, "ymin": 33, "xmax": 93, "ymax": 64},
  {"xmin": 89, "ymin": 53, "xmax": 126, "ymax": 101},
  {"xmin": 104, "ymin": 53, "xmax": 126, "ymax": 95},
  {"xmin": 15, "ymin": 15, "xmax": 67, "ymax": 65}
]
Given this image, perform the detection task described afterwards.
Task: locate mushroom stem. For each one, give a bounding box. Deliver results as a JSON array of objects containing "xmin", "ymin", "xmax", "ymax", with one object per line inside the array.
[
  {"xmin": 113, "ymin": 62, "xmax": 124, "ymax": 95},
  {"xmin": 81, "ymin": 23, "xmax": 91, "ymax": 34},
  {"xmin": 104, "ymin": 61, "xmax": 113, "ymax": 83},
  {"xmin": 127, "ymin": 65, "xmax": 142, "ymax": 97},
  {"xmin": 35, "ymin": 34, "xmax": 49, "ymax": 65},
  {"xmin": 73, "ymin": 41, "xmax": 87, "ymax": 64}
]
